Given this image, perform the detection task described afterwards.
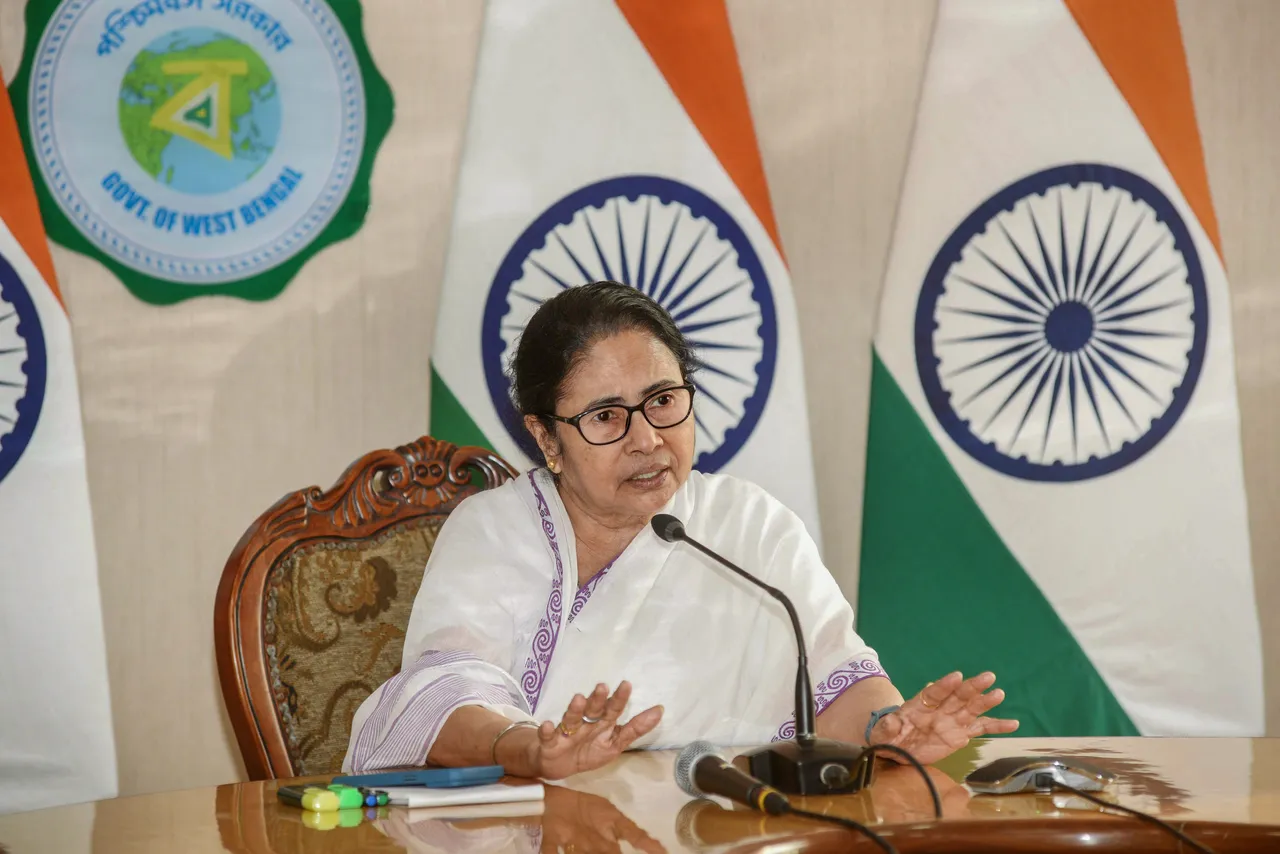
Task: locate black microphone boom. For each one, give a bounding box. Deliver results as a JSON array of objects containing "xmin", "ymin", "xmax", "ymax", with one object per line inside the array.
[
  {"xmin": 651, "ymin": 513, "xmax": 874, "ymax": 796},
  {"xmin": 651, "ymin": 513, "xmax": 815, "ymax": 739}
]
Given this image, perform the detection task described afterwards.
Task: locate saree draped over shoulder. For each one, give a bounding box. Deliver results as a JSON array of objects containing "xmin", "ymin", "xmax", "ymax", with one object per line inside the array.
[{"xmin": 343, "ymin": 470, "xmax": 886, "ymax": 772}]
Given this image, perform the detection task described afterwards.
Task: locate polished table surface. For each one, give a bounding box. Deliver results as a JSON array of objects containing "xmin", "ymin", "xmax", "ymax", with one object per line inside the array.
[{"xmin": 3, "ymin": 737, "xmax": 1280, "ymax": 852}]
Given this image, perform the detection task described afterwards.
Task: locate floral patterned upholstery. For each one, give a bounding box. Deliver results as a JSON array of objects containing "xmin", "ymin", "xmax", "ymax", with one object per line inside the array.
[{"xmin": 264, "ymin": 518, "xmax": 444, "ymax": 775}]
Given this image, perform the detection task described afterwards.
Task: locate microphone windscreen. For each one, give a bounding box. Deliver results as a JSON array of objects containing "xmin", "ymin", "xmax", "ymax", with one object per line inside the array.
[
  {"xmin": 673, "ymin": 740, "xmax": 721, "ymax": 797},
  {"xmin": 651, "ymin": 513, "xmax": 685, "ymax": 543}
]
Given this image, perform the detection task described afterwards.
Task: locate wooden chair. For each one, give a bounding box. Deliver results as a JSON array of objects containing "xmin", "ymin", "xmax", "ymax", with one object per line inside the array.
[{"xmin": 214, "ymin": 437, "xmax": 517, "ymax": 780}]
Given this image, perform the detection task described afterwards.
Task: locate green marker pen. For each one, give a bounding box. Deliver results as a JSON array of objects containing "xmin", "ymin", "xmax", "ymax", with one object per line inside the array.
[{"xmin": 324, "ymin": 785, "xmax": 365, "ymax": 810}]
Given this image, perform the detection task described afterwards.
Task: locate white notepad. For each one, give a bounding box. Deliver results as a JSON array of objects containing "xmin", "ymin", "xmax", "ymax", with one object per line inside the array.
[
  {"xmin": 377, "ymin": 782, "xmax": 545, "ymax": 809},
  {"xmin": 401, "ymin": 799, "xmax": 545, "ymax": 821}
]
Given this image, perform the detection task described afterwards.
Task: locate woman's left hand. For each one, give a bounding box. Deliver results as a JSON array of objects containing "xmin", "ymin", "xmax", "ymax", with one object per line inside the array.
[{"xmin": 869, "ymin": 671, "xmax": 1019, "ymax": 766}]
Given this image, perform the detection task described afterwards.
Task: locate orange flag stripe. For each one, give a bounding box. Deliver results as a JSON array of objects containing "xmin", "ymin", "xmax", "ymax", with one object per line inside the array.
[
  {"xmin": 615, "ymin": 0, "xmax": 785, "ymax": 262},
  {"xmin": 0, "ymin": 64, "xmax": 64, "ymax": 308},
  {"xmin": 1065, "ymin": 0, "xmax": 1223, "ymax": 260}
]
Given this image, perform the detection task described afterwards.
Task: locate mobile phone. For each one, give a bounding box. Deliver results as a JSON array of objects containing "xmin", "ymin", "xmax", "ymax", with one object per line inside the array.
[{"xmin": 330, "ymin": 764, "xmax": 505, "ymax": 789}]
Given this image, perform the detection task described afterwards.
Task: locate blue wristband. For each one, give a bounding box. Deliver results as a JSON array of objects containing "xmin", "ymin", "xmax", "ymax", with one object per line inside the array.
[{"xmin": 865, "ymin": 705, "xmax": 901, "ymax": 744}]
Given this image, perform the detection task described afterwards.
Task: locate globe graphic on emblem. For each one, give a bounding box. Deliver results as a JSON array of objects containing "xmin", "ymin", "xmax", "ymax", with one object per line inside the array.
[
  {"xmin": 117, "ymin": 26, "xmax": 281, "ymax": 196},
  {"xmin": 915, "ymin": 163, "xmax": 1208, "ymax": 482}
]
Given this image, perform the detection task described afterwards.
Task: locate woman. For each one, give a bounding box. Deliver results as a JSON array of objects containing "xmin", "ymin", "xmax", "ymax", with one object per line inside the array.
[{"xmin": 344, "ymin": 282, "xmax": 1017, "ymax": 778}]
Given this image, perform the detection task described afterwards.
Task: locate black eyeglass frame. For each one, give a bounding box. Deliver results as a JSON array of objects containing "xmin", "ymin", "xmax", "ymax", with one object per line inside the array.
[{"xmin": 542, "ymin": 383, "xmax": 697, "ymax": 446}]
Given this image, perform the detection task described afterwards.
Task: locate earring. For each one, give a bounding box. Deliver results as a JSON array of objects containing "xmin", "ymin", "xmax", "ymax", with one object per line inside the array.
[{"xmin": 547, "ymin": 459, "xmax": 559, "ymax": 474}]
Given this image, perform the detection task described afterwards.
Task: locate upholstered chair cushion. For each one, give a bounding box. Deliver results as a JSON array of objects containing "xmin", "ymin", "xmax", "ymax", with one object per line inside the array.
[{"xmin": 264, "ymin": 518, "xmax": 443, "ymax": 775}]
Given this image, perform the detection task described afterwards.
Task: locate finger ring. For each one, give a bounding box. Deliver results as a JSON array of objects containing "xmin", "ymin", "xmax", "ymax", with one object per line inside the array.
[
  {"xmin": 922, "ymin": 697, "xmax": 940, "ymax": 709},
  {"xmin": 556, "ymin": 722, "xmax": 577, "ymax": 737},
  {"xmin": 581, "ymin": 715, "xmax": 601, "ymax": 724}
]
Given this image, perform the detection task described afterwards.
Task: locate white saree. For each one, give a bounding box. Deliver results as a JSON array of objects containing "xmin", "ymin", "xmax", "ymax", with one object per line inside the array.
[{"xmin": 343, "ymin": 469, "xmax": 886, "ymax": 772}]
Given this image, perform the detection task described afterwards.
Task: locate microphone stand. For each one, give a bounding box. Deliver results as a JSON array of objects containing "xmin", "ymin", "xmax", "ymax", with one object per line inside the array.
[{"xmin": 656, "ymin": 516, "xmax": 876, "ymax": 796}]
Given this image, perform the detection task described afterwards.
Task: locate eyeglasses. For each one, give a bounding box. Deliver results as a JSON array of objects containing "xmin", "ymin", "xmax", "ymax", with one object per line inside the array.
[{"xmin": 544, "ymin": 384, "xmax": 696, "ymax": 446}]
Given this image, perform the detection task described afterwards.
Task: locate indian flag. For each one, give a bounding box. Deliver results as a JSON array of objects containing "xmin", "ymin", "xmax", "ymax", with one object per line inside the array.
[
  {"xmin": 859, "ymin": 0, "xmax": 1262, "ymax": 736},
  {"xmin": 428, "ymin": 0, "xmax": 822, "ymax": 541},
  {"xmin": 0, "ymin": 67, "xmax": 116, "ymax": 811}
]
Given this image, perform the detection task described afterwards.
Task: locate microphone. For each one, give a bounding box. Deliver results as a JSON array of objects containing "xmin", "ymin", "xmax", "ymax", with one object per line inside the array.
[
  {"xmin": 674, "ymin": 741, "xmax": 790, "ymax": 816},
  {"xmin": 674, "ymin": 742, "xmax": 899, "ymax": 853},
  {"xmin": 652, "ymin": 513, "xmax": 874, "ymax": 796},
  {"xmin": 652, "ymin": 513, "xmax": 817, "ymax": 738}
]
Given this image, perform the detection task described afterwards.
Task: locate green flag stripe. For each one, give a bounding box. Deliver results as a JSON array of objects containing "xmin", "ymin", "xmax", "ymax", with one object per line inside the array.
[
  {"xmin": 858, "ymin": 351, "xmax": 1138, "ymax": 736},
  {"xmin": 429, "ymin": 365, "xmax": 500, "ymax": 453}
]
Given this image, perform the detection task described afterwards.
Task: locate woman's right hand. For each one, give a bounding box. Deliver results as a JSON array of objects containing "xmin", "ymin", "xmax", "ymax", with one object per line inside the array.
[{"xmin": 528, "ymin": 681, "xmax": 663, "ymax": 780}]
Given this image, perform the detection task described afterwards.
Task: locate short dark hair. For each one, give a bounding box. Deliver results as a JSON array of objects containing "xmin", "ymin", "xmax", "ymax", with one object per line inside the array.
[{"xmin": 511, "ymin": 281, "xmax": 697, "ymax": 433}]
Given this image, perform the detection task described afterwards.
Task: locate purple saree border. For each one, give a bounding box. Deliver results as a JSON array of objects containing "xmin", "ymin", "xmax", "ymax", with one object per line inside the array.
[
  {"xmin": 519, "ymin": 471, "xmax": 566, "ymax": 714},
  {"xmin": 772, "ymin": 658, "xmax": 889, "ymax": 742}
]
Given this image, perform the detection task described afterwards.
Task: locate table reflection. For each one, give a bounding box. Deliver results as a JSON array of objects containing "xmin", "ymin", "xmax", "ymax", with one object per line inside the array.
[
  {"xmin": 669, "ymin": 759, "xmax": 1138, "ymax": 848},
  {"xmin": 375, "ymin": 785, "xmax": 666, "ymax": 854},
  {"xmin": 205, "ymin": 740, "xmax": 1278, "ymax": 853},
  {"xmin": 216, "ymin": 781, "xmax": 403, "ymax": 852},
  {"xmin": 216, "ymin": 778, "xmax": 668, "ymax": 854}
]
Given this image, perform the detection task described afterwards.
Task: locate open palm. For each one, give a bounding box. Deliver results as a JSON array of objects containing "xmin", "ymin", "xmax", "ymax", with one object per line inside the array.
[
  {"xmin": 534, "ymin": 681, "xmax": 664, "ymax": 780},
  {"xmin": 869, "ymin": 671, "xmax": 1019, "ymax": 766}
]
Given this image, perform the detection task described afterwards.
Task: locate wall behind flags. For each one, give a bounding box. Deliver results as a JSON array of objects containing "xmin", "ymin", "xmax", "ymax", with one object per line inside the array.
[{"xmin": 1, "ymin": 0, "xmax": 1279, "ymax": 798}]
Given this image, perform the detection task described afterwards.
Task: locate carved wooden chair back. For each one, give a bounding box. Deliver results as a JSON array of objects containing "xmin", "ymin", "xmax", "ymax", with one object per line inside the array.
[{"xmin": 214, "ymin": 438, "xmax": 517, "ymax": 779}]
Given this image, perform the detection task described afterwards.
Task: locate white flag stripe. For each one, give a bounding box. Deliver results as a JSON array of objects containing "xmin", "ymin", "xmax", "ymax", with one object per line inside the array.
[
  {"xmin": 432, "ymin": 0, "xmax": 822, "ymax": 543},
  {"xmin": 0, "ymin": 217, "xmax": 117, "ymax": 814},
  {"xmin": 875, "ymin": 0, "xmax": 1261, "ymax": 734}
]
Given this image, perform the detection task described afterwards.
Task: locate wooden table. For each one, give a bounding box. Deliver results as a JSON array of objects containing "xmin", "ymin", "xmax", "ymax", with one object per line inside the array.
[{"xmin": 3, "ymin": 737, "xmax": 1280, "ymax": 852}]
